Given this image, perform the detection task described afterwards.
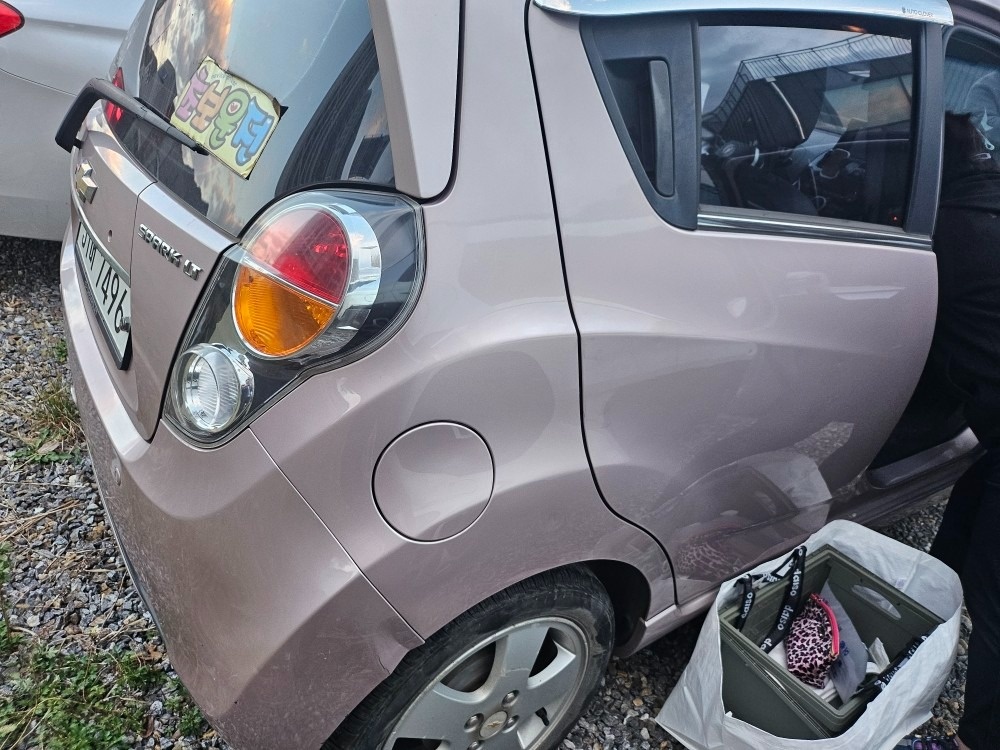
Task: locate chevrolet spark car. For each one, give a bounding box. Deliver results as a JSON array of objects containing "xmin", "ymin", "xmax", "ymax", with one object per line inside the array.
[{"xmin": 57, "ymin": 0, "xmax": 1000, "ymax": 747}]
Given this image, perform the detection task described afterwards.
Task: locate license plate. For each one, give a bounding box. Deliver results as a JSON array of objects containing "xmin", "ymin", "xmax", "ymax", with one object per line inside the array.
[{"xmin": 75, "ymin": 221, "xmax": 132, "ymax": 368}]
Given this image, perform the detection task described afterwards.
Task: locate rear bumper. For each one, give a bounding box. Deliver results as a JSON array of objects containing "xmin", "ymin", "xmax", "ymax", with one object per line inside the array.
[{"xmin": 60, "ymin": 232, "xmax": 422, "ymax": 749}]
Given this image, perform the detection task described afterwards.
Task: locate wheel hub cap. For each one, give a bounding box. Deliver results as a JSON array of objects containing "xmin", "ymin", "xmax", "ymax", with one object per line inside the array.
[{"xmin": 480, "ymin": 711, "xmax": 508, "ymax": 739}]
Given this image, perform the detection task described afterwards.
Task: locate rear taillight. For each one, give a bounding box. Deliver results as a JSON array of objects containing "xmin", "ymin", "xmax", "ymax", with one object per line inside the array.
[
  {"xmin": 166, "ymin": 190, "xmax": 422, "ymax": 444},
  {"xmin": 234, "ymin": 207, "xmax": 363, "ymax": 358},
  {"xmin": 0, "ymin": 2, "xmax": 23, "ymax": 38},
  {"xmin": 104, "ymin": 67, "xmax": 124, "ymax": 126}
]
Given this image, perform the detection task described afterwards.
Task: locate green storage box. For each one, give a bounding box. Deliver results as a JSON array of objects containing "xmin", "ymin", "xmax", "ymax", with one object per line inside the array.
[
  {"xmin": 721, "ymin": 632, "xmax": 830, "ymax": 739},
  {"xmin": 718, "ymin": 545, "xmax": 943, "ymax": 738}
]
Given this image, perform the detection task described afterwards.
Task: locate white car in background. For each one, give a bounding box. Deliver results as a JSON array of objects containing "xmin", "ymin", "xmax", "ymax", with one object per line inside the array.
[{"xmin": 0, "ymin": 0, "xmax": 141, "ymax": 241}]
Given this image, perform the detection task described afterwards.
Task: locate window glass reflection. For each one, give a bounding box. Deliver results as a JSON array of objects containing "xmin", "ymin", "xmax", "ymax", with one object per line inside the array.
[{"xmin": 699, "ymin": 25, "xmax": 914, "ymax": 227}]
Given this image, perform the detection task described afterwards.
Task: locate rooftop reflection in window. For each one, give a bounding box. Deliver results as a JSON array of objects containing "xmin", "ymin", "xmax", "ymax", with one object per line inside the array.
[{"xmin": 699, "ymin": 25, "xmax": 914, "ymax": 227}]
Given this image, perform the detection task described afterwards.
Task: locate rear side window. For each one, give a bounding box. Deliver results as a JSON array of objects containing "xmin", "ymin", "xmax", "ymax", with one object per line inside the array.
[
  {"xmin": 584, "ymin": 14, "xmax": 926, "ymax": 234},
  {"xmin": 112, "ymin": 0, "xmax": 392, "ymax": 237},
  {"xmin": 699, "ymin": 26, "xmax": 914, "ymax": 227}
]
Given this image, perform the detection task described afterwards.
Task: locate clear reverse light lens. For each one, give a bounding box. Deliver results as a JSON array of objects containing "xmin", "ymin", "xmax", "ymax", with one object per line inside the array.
[{"xmin": 173, "ymin": 344, "xmax": 254, "ymax": 434}]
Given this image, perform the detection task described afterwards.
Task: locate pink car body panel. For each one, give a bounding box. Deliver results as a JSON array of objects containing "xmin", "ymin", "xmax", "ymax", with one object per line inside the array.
[{"xmin": 249, "ymin": 0, "xmax": 675, "ymax": 639}]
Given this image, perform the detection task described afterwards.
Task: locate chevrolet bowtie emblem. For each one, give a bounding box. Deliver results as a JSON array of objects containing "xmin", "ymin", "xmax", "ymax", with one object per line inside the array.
[{"xmin": 74, "ymin": 161, "xmax": 98, "ymax": 204}]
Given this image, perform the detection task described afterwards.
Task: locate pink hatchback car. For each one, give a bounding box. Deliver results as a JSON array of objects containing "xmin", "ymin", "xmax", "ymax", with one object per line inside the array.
[{"xmin": 57, "ymin": 0, "xmax": 999, "ymax": 747}]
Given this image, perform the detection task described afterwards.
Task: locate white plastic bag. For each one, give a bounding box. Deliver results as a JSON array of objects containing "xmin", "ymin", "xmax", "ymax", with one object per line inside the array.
[{"xmin": 656, "ymin": 520, "xmax": 962, "ymax": 750}]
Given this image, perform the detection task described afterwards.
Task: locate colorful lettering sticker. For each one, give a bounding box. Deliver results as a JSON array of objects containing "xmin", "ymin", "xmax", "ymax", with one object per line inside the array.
[{"xmin": 171, "ymin": 58, "xmax": 280, "ymax": 178}]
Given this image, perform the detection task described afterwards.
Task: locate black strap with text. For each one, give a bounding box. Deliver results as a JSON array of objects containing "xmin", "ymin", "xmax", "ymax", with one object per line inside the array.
[{"xmin": 734, "ymin": 546, "xmax": 807, "ymax": 653}]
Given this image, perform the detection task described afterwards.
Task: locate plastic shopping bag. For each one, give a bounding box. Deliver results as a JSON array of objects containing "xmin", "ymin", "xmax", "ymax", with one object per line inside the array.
[{"xmin": 656, "ymin": 520, "xmax": 962, "ymax": 750}]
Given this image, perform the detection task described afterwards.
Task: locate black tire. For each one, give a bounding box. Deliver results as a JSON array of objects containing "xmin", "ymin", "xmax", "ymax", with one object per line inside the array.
[{"xmin": 325, "ymin": 567, "xmax": 615, "ymax": 750}]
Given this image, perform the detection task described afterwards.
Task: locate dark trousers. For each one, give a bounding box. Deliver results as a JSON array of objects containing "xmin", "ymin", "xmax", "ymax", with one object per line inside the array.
[{"xmin": 930, "ymin": 441, "xmax": 1000, "ymax": 749}]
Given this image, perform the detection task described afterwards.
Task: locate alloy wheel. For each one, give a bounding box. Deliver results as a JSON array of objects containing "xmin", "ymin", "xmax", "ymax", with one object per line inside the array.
[{"xmin": 382, "ymin": 617, "xmax": 590, "ymax": 749}]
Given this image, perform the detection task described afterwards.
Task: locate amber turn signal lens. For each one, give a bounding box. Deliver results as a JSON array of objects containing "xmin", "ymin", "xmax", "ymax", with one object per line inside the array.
[{"xmin": 234, "ymin": 266, "xmax": 336, "ymax": 357}]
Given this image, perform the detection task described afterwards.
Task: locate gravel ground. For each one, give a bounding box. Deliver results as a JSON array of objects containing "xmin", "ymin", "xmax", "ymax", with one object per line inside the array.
[{"xmin": 0, "ymin": 235, "xmax": 968, "ymax": 749}]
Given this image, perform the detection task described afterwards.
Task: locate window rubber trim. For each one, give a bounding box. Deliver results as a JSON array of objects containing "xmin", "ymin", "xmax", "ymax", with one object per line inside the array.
[{"xmin": 904, "ymin": 22, "xmax": 945, "ymax": 238}]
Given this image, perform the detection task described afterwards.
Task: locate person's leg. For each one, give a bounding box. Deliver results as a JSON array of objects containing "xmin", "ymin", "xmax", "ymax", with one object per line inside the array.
[
  {"xmin": 955, "ymin": 443, "xmax": 1000, "ymax": 749},
  {"xmin": 930, "ymin": 453, "xmax": 988, "ymax": 577}
]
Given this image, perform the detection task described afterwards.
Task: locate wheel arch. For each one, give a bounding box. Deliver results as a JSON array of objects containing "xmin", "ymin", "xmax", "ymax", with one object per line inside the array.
[{"xmin": 582, "ymin": 559, "xmax": 653, "ymax": 649}]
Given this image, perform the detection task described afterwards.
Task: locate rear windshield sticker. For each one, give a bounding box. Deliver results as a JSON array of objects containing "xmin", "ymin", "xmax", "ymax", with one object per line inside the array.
[{"xmin": 170, "ymin": 57, "xmax": 281, "ymax": 179}]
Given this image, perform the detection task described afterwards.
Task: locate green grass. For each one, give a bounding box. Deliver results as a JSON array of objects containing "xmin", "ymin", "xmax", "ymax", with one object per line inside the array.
[
  {"xmin": 12, "ymin": 380, "xmax": 82, "ymax": 464},
  {"xmin": 165, "ymin": 681, "xmax": 207, "ymax": 737},
  {"xmin": 0, "ymin": 647, "xmax": 158, "ymax": 750},
  {"xmin": 11, "ymin": 428, "xmax": 78, "ymax": 465},
  {"xmin": 0, "ymin": 618, "xmax": 17, "ymax": 659},
  {"xmin": 32, "ymin": 380, "xmax": 82, "ymax": 446},
  {"xmin": 0, "ymin": 625, "xmax": 17, "ymax": 663},
  {"xmin": 53, "ymin": 339, "xmax": 68, "ymax": 364},
  {"xmin": 0, "ymin": 545, "xmax": 17, "ymax": 658}
]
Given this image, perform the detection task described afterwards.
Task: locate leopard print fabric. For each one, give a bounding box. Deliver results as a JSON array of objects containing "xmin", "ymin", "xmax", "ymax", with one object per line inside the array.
[
  {"xmin": 676, "ymin": 536, "xmax": 743, "ymax": 580},
  {"xmin": 785, "ymin": 595, "xmax": 838, "ymax": 688}
]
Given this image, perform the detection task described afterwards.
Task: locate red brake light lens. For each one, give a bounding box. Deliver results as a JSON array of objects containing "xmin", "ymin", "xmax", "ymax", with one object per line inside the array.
[
  {"xmin": 248, "ymin": 209, "xmax": 351, "ymax": 305},
  {"xmin": 105, "ymin": 67, "xmax": 124, "ymax": 126},
  {"xmin": 0, "ymin": 2, "xmax": 23, "ymax": 38}
]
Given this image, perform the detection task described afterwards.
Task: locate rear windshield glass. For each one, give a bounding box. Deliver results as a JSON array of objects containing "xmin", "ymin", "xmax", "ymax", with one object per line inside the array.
[{"xmin": 112, "ymin": 0, "xmax": 393, "ymax": 237}]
